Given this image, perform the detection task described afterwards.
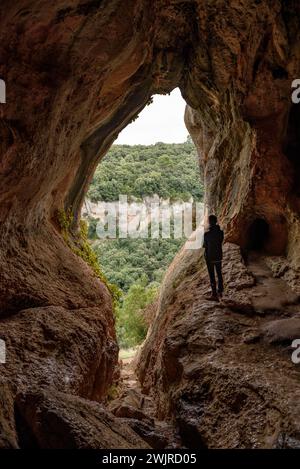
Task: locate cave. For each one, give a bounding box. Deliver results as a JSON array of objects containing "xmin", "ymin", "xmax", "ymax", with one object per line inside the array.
[
  {"xmin": 0, "ymin": 0, "xmax": 300, "ymax": 452},
  {"xmin": 246, "ymin": 218, "xmax": 270, "ymax": 252}
]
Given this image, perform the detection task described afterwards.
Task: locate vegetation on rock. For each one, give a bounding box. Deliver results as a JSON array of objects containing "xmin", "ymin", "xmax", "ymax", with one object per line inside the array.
[{"xmin": 57, "ymin": 209, "xmax": 121, "ymax": 306}]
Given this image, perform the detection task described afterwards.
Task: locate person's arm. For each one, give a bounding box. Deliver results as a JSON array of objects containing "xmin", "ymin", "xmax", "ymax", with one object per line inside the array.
[{"xmin": 221, "ymin": 230, "xmax": 224, "ymax": 243}]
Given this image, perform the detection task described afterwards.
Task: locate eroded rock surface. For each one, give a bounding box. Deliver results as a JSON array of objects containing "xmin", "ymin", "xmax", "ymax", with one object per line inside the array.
[
  {"xmin": 137, "ymin": 243, "xmax": 300, "ymax": 448},
  {"xmin": 109, "ymin": 352, "xmax": 181, "ymax": 448},
  {"xmin": 15, "ymin": 388, "xmax": 149, "ymax": 449},
  {"xmin": 0, "ymin": 0, "xmax": 300, "ymax": 448}
]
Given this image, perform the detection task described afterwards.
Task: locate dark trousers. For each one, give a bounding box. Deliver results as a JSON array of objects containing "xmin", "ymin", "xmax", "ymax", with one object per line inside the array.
[{"xmin": 205, "ymin": 259, "xmax": 223, "ymax": 295}]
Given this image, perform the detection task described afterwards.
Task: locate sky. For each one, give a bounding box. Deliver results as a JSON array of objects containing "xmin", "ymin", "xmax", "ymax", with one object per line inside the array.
[{"xmin": 115, "ymin": 88, "xmax": 187, "ymax": 145}]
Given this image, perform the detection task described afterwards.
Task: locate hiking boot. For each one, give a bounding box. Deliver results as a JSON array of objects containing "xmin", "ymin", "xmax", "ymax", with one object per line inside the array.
[{"xmin": 205, "ymin": 293, "xmax": 219, "ymax": 302}]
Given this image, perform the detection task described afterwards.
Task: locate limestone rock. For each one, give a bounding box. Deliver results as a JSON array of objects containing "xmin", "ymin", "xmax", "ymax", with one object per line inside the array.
[
  {"xmin": 0, "ymin": 0, "xmax": 300, "ymax": 449},
  {"xmin": 119, "ymin": 418, "xmax": 170, "ymax": 449},
  {"xmin": 261, "ymin": 318, "xmax": 300, "ymax": 344},
  {"xmin": 15, "ymin": 388, "xmax": 149, "ymax": 449},
  {"xmin": 137, "ymin": 243, "xmax": 300, "ymax": 448},
  {"xmin": 0, "ymin": 382, "xmax": 18, "ymax": 449}
]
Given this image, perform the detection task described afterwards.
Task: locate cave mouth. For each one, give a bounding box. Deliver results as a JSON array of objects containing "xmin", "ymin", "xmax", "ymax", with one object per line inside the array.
[
  {"xmin": 246, "ymin": 218, "xmax": 270, "ymax": 252},
  {"xmin": 84, "ymin": 89, "xmax": 203, "ymax": 357}
]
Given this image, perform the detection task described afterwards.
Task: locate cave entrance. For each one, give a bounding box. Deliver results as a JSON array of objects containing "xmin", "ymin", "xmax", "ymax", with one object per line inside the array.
[
  {"xmin": 246, "ymin": 218, "xmax": 270, "ymax": 252},
  {"xmin": 83, "ymin": 88, "xmax": 203, "ymax": 369}
]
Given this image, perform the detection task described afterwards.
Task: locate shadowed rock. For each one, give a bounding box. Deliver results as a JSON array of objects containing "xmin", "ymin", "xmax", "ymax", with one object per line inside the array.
[
  {"xmin": 0, "ymin": 0, "xmax": 300, "ymax": 448},
  {"xmin": 15, "ymin": 389, "xmax": 149, "ymax": 449}
]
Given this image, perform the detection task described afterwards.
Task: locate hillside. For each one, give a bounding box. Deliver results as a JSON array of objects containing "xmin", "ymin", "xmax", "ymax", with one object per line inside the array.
[
  {"xmin": 87, "ymin": 139, "xmax": 203, "ymax": 203},
  {"xmin": 87, "ymin": 140, "xmax": 204, "ymax": 347}
]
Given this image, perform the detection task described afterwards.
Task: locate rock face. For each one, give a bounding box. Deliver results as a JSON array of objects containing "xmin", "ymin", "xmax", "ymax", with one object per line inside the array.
[
  {"xmin": 0, "ymin": 0, "xmax": 300, "ymax": 448},
  {"xmin": 184, "ymin": 0, "xmax": 300, "ymax": 262},
  {"xmin": 137, "ymin": 243, "xmax": 300, "ymax": 448},
  {"xmin": 15, "ymin": 388, "xmax": 149, "ymax": 449}
]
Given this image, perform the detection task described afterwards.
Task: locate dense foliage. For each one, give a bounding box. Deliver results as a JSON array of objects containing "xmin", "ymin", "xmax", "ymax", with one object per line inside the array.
[
  {"xmin": 92, "ymin": 237, "xmax": 183, "ymax": 292},
  {"xmin": 115, "ymin": 276, "xmax": 158, "ymax": 349},
  {"xmin": 88, "ymin": 140, "xmax": 203, "ymax": 202},
  {"xmin": 87, "ymin": 139, "xmax": 203, "ymax": 348}
]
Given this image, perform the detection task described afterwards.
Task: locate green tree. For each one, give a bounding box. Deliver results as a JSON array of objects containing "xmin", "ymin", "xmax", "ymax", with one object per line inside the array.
[
  {"xmin": 87, "ymin": 141, "xmax": 203, "ymax": 202},
  {"xmin": 85, "ymin": 140, "xmax": 203, "ymax": 348},
  {"xmin": 116, "ymin": 278, "xmax": 158, "ymax": 348}
]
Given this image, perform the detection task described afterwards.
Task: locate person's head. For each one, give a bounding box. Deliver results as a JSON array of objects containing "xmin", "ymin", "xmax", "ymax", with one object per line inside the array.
[{"xmin": 208, "ymin": 214, "xmax": 218, "ymax": 227}]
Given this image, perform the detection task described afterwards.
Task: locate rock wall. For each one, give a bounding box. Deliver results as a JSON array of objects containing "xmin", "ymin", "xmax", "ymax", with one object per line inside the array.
[
  {"xmin": 137, "ymin": 242, "xmax": 300, "ymax": 448},
  {"xmin": 0, "ymin": 0, "xmax": 299, "ymax": 448},
  {"xmin": 184, "ymin": 0, "xmax": 300, "ymax": 261}
]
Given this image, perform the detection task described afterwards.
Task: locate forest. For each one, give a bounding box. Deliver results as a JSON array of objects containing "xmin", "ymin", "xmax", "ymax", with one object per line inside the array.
[{"xmin": 87, "ymin": 138, "xmax": 203, "ymax": 348}]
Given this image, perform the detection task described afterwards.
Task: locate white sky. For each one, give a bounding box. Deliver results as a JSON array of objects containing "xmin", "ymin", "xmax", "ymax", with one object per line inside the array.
[{"xmin": 115, "ymin": 88, "xmax": 187, "ymax": 145}]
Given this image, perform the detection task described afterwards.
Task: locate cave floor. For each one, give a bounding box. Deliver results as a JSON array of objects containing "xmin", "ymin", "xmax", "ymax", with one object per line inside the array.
[
  {"xmin": 245, "ymin": 252, "xmax": 300, "ymax": 315},
  {"xmin": 108, "ymin": 350, "xmax": 183, "ymax": 448},
  {"xmin": 107, "ymin": 250, "xmax": 300, "ymax": 448},
  {"xmin": 128, "ymin": 245, "xmax": 300, "ymax": 448}
]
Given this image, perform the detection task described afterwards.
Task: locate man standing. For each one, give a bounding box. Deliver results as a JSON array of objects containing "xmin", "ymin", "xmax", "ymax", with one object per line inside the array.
[{"xmin": 203, "ymin": 215, "xmax": 224, "ymax": 301}]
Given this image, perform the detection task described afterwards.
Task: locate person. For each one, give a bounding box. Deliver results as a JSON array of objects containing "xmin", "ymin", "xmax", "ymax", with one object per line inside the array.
[{"xmin": 203, "ymin": 214, "xmax": 224, "ymax": 301}]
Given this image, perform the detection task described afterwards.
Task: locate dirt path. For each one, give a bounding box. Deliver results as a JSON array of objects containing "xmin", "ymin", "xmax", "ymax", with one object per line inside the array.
[
  {"xmin": 246, "ymin": 252, "xmax": 299, "ymax": 314},
  {"xmin": 120, "ymin": 354, "xmax": 140, "ymax": 390},
  {"xmin": 108, "ymin": 350, "xmax": 182, "ymax": 448}
]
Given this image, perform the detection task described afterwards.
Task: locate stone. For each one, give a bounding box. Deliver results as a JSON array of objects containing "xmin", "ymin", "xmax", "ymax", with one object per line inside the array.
[
  {"xmin": 15, "ymin": 388, "xmax": 149, "ymax": 449},
  {"xmin": 261, "ymin": 318, "xmax": 300, "ymax": 345},
  {"xmin": 119, "ymin": 418, "xmax": 170, "ymax": 449},
  {"xmin": 0, "ymin": 0, "xmax": 300, "ymax": 449},
  {"xmin": 0, "ymin": 382, "xmax": 18, "ymax": 449},
  {"xmin": 137, "ymin": 243, "xmax": 300, "ymax": 448}
]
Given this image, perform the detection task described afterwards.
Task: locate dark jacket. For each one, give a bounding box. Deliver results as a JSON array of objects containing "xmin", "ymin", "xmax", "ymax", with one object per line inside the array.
[{"xmin": 203, "ymin": 224, "xmax": 224, "ymax": 262}]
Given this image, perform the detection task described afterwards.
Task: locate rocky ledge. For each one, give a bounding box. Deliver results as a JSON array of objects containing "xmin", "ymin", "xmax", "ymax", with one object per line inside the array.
[{"xmin": 137, "ymin": 242, "xmax": 300, "ymax": 448}]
